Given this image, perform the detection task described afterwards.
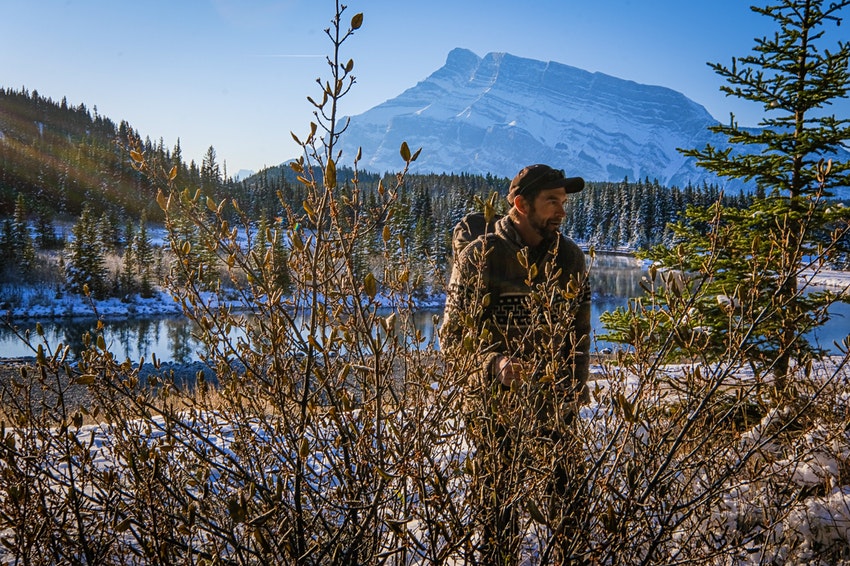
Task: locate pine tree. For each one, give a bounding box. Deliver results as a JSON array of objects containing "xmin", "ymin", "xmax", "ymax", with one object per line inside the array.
[
  {"xmin": 166, "ymin": 197, "xmax": 219, "ymax": 290},
  {"xmin": 12, "ymin": 193, "xmax": 35, "ymax": 273},
  {"xmin": 0, "ymin": 220, "xmax": 14, "ymax": 274},
  {"xmin": 34, "ymin": 205, "xmax": 59, "ymax": 249},
  {"xmin": 66, "ymin": 204, "xmax": 108, "ymax": 298},
  {"xmin": 251, "ymin": 214, "xmax": 291, "ymax": 293},
  {"xmin": 251, "ymin": 214, "xmax": 270, "ymax": 284},
  {"xmin": 97, "ymin": 212, "xmax": 119, "ymax": 254},
  {"xmin": 135, "ymin": 211, "xmax": 155, "ymax": 297},
  {"xmin": 172, "ymin": 139, "xmax": 183, "ymax": 170},
  {"xmin": 120, "ymin": 219, "xmax": 137, "ymax": 295},
  {"xmin": 201, "ymin": 145, "xmax": 221, "ymax": 194},
  {"xmin": 618, "ymin": 0, "xmax": 850, "ymax": 395}
]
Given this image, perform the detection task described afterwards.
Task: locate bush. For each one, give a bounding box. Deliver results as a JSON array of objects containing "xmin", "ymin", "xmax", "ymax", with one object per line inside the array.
[{"xmin": 1, "ymin": 2, "xmax": 850, "ymax": 565}]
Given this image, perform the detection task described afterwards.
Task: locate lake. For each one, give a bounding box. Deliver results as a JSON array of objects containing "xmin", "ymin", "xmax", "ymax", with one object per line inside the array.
[{"xmin": 1, "ymin": 255, "xmax": 847, "ymax": 361}]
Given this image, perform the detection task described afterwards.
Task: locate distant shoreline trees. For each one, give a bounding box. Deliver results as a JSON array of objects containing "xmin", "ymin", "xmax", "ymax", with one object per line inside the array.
[{"xmin": 1, "ymin": 169, "xmax": 759, "ymax": 299}]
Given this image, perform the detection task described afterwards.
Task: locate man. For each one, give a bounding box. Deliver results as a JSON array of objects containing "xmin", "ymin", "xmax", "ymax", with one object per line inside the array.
[{"xmin": 441, "ymin": 163, "xmax": 591, "ymax": 563}]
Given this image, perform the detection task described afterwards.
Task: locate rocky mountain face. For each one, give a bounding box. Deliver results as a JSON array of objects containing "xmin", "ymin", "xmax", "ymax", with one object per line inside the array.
[{"xmin": 334, "ymin": 48, "xmax": 756, "ymax": 191}]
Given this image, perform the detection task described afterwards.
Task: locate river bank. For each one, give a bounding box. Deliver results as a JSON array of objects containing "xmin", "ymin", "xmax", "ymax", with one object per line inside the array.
[
  {"xmin": 2, "ymin": 258, "xmax": 847, "ymax": 363},
  {"xmin": 4, "ymin": 262, "xmax": 848, "ymax": 323},
  {"xmin": 0, "ymin": 356, "xmax": 222, "ymax": 413}
]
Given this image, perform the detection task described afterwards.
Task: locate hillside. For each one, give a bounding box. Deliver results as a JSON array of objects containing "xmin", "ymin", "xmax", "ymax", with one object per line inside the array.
[
  {"xmin": 0, "ymin": 87, "xmax": 303, "ymax": 225},
  {"xmin": 0, "ymin": 88, "xmax": 157, "ymax": 217}
]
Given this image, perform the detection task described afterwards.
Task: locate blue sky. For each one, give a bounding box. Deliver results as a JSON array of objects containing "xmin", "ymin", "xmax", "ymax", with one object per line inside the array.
[{"xmin": 2, "ymin": 1, "xmax": 847, "ymax": 175}]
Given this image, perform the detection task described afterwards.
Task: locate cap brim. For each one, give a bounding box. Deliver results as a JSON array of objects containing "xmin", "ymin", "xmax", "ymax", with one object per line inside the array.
[{"xmin": 556, "ymin": 177, "xmax": 585, "ymax": 193}]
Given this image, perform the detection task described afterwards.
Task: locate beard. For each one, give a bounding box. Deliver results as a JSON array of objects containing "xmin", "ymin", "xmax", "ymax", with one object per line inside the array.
[{"xmin": 528, "ymin": 210, "xmax": 562, "ymax": 240}]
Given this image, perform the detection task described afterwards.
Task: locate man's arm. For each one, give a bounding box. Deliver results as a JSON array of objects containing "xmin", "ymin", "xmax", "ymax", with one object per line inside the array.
[
  {"xmin": 557, "ymin": 239, "xmax": 591, "ymax": 401},
  {"xmin": 573, "ymin": 275, "xmax": 592, "ymax": 394},
  {"xmin": 439, "ymin": 241, "xmax": 506, "ymax": 386}
]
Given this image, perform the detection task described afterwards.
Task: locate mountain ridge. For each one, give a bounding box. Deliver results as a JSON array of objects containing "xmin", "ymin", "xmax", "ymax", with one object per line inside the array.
[{"xmin": 330, "ymin": 48, "xmax": 776, "ymax": 192}]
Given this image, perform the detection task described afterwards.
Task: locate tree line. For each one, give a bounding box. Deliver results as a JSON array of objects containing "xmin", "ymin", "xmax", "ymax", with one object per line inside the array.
[
  {"xmin": 1, "ymin": 165, "xmax": 752, "ymax": 301},
  {"xmin": 0, "ymin": 87, "xmax": 239, "ymax": 221},
  {"xmin": 0, "ymin": 85, "xmax": 841, "ymax": 301}
]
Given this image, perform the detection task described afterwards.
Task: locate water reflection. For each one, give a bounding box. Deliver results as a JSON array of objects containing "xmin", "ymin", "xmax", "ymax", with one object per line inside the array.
[
  {"xmin": 589, "ymin": 254, "xmax": 645, "ymax": 299},
  {"xmin": 0, "ymin": 315, "xmax": 209, "ymax": 363}
]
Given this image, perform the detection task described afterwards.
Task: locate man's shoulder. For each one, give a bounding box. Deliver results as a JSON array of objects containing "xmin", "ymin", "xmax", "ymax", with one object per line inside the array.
[
  {"xmin": 454, "ymin": 226, "xmax": 518, "ymax": 274},
  {"xmin": 457, "ymin": 231, "xmax": 501, "ymax": 258},
  {"xmin": 453, "ymin": 212, "xmax": 493, "ymax": 255}
]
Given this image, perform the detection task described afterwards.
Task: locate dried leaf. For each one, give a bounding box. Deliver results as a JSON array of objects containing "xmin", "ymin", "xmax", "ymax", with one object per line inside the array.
[
  {"xmin": 325, "ymin": 158, "xmax": 337, "ymax": 189},
  {"xmin": 73, "ymin": 374, "xmax": 96, "ymax": 386},
  {"xmin": 364, "ymin": 272, "xmax": 377, "ymax": 299},
  {"xmin": 156, "ymin": 190, "xmax": 168, "ymax": 211}
]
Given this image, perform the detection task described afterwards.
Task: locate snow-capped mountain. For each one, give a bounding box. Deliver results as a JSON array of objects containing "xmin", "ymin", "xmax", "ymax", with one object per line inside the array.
[{"xmin": 332, "ymin": 49, "xmax": 769, "ymax": 191}]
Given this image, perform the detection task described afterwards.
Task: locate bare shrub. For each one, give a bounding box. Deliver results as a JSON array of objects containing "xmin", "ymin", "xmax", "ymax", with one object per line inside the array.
[{"xmin": 1, "ymin": 2, "xmax": 849, "ymax": 566}]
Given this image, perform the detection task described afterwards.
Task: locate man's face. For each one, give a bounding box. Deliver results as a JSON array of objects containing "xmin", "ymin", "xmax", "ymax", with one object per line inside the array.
[{"xmin": 526, "ymin": 187, "xmax": 568, "ymax": 240}]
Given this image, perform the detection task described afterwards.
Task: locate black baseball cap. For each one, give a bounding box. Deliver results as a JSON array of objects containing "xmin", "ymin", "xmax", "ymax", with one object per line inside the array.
[{"xmin": 507, "ymin": 164, "xmax": 584, "ymax": 202}]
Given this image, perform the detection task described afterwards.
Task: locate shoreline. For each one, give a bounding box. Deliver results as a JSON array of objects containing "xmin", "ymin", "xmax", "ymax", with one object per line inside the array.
[{"xmin": 4, "ymin": 262, "xmax": 849, "ymax": 324}]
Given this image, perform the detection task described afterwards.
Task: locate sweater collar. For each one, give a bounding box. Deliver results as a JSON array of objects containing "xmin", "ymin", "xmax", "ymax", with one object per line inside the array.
[{"xmin": 497, "ymin": 215, "xmax": 559, "ymax": 252}]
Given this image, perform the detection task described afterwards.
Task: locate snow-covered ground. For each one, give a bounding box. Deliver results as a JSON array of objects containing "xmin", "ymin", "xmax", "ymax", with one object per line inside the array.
[
  {"xmin": 805, "ymin": 267, "xmax": 850, "ymax": 292},
  {"xmin": 2, "ymin": 282, "xmax": 444, "ymax": 322},
  {"xmin": 14, "ymin": 356, "xmax": 846, "ymax": 564},
  {"xmin": 590, "ymin": 358, "xmax": 850, "ymax": 563},
  {"xmin": 3, "ymin": 288, "xmax": 184, "ymax": 320},
  {"xmin": 2, "ymin": 271, "xmax": 848, "ymax": 562}
]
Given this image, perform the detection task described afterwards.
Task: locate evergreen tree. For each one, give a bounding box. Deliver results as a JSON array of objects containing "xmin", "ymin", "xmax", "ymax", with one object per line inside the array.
[
  {"xmin": 608, "ymin": 0, "xmax": 850, "ymax": 395},
  {"xmin": 251, "ymin": 214, "xmax": 270, "ymax": 284},
  {"xmin": 135, "ymin": 211, "xmax": 155, "ymax": 297},
  {"xmin": 12, "ymin": 193, "xmax": 35, "ymax": 273},
  {"xmin": 412, "ymin": 185, "xmax": 435, "ymax": 257},
  {"xmin": 172, "ymin": 139, "xmax": 183, "ymax": 170},
  {"xmin": 66, "ymin": 204, "xmax": 108, "ymax": 298},
  {"xmin": 120, "ymin": 219, "xmax": 137, "ymax": 295},
  {"xmin": 97, "ymin": 212, "xmax": 119, "ymax": 254},
  {"xmin": 166, "ymin": 195, "xmax": 219, "ymax": 290},
  {"xmin": 615, "ymin": 181, "xmax": 632, "ymax": 248},
  {"xmin": 33, "ymin": 205, "xmax": 59, "ymax": 249},
  {"xmin": 0, "ymin": 220, "xmax": 14, "ymax": 274},
  {"xmin": 252, "ymin": 214, "xmax": 291, "ymax": 293},
  {"xmin": 200, "ymin": 145, "xmax": 221, "ymax": 194},
  {"xmin": 628, "ymin": 183, "xmax": 650, "ymax": 250}
]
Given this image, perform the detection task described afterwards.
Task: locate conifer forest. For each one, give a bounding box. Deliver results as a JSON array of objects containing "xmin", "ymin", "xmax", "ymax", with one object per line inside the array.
[{"xmin": 0, "ymin": 86, "xmax": 763, "ymax": 298}]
